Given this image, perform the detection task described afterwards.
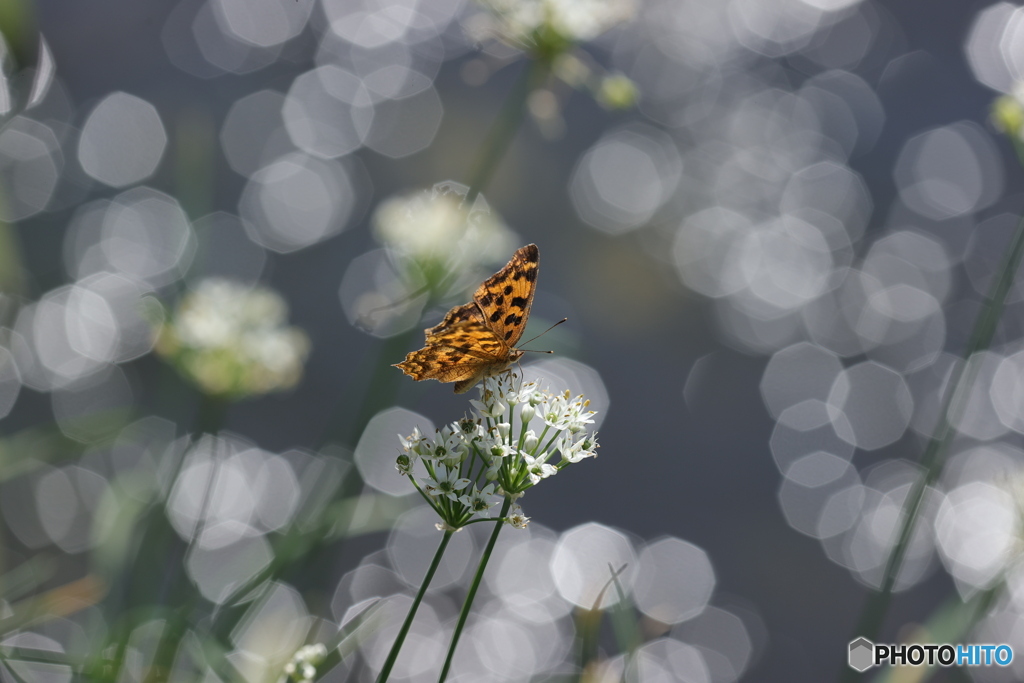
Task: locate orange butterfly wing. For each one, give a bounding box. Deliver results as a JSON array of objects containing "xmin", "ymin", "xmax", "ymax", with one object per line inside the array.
[
  {"xmin": 472, "ymin": 244, "xmax": 538, "ymax": 348},
  {"xmin": 394, "ymin": 244, "xmax": 540, "ymax": 393}
]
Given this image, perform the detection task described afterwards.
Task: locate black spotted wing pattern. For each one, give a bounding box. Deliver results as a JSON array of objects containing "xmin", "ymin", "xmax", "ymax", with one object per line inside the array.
[{"xmin": 394, "ymin": 245, "xmax": 539, "ymax": 393}]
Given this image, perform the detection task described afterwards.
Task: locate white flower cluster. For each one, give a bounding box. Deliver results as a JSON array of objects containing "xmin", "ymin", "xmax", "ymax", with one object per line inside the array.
[
  {"xmin": 155, "ymin": 279, "xmax": 310, "ymax": 398},
  {"xmin": 373, "ymin": 186, "xmax": 516, "ymax": 296},
  {"xmin": 283, "ymin": 643, "xmax": 328, "ymax": 682},
  {"xmin": 473, "ymin": 0, "xmax": 635, "ymax": 48},
  {"xmin": 398, "ymin": 374, "xmax": 598, "ymax": 530}
]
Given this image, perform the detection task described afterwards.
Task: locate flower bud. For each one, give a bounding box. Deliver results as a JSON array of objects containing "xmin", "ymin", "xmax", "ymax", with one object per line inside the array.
[
  {"xmin": 994, "ymin": 92, "xmax": 1024, "ymax": 139},
  {"xmin": 523, "ymin": 430, "xmax": 539, "ymax": 453},
  {"xmin": 597, "ymin": 73, "xmax": 638, "ymax": 110}
]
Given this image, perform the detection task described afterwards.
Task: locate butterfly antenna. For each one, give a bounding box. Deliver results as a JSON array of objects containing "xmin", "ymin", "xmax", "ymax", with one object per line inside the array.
[{"xmin": 520, "ymin": 318, "xmax": 567, "ymax": 351}]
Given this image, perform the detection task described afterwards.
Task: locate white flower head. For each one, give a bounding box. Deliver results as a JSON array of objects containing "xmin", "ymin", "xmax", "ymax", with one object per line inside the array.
[
  {"xmin": 156, "ymin": 278, "xmax": 309, "ymax": 398},
  {"xmin": 485, "ymin": 437, "xmax": 516, "ymax": 460},
  {"xmin": 558, "ymin": 432, "xmax": 599, "ymax": 463},
  {"xmin": 542, "ymin": 390, "xmax": 595, "ymax": 432},
  {"xmin": 455, "ymin": 416, "xmax": 484, "ymax": 442},
  {"xmin": 372, "ymin": 184, "xmax": 517, "ymax": 296},
  {"xmin": 471, "ymin": 394, "xmax": 508, "ymax": 421},
  {"xmin": 506, "ymin": 504, "xmax": 531, "ymax": 529},
  {"xmin": 423, "ymin": 467, "xmax": 473, "ymax": 501},
  {"xmin": 422, "ymin": 426, "xmax": 469, "ymax": 463},
  {"xmin": 522, "ymin": 450, "xmax": 558, "ymax": 485},
  {"xmin": 485, "ymin": 373, "xmax": 518, "ymax": 401},
  {"xmin": 460, "ymin": 483, "xmax": 499, "ymax": 512},
  {"xmin": 400, "ymin": 427, "xmax": 427, "ymax": 455},
  {"xmin": 397, "ymin": 374, "xmax": 601, "ymax": 525}
]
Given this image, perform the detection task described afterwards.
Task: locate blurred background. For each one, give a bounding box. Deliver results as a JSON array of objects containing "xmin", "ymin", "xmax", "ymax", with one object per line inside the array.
[{"xmin": 4, "ymin": 0, "xmax": 1024, "ymax": 681}]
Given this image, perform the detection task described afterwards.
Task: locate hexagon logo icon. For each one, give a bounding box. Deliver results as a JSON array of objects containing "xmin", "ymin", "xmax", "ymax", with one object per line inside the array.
[{"xmin": 849, "ymin": 637, "xmax": 874, "ymax": 672}]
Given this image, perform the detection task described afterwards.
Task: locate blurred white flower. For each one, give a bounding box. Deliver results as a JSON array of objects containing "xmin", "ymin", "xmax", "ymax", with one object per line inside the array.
[
  {"xmin": 373, "ymin": 185, "xmax": 517, "ymax": 300},
  {"xmin": 284, "ymin": 643, "xmax": 328, "ymax": 682},
  {"xmin": 155, "ymin": 278, "xmax": 309, "ymax": 399},
  {"xmin": 473, "ymin": 0, "xmax": 635, "ymax": 50}
]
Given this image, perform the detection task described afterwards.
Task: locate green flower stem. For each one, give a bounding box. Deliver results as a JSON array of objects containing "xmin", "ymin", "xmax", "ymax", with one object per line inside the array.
[
  {"xmin": 205, "ymin": 491, "xmax": 404, "ymax": 646},
  {"xmin": 174, "ymin": 108, "xmax": 215, "ymax": 221},
  {"xmin": 98, "ymin": 392, "xmax": 228, "ymax": 682},
  {"xmin": 840, "ymin": 150, "xmax": 1024, "ymax": 681},
  {"xmin": 575, "ymin": 607, "xmax": 602, "ymax": 679},
  {"xmin": 465, "ymin": 59, "xmax": 547, "ymax": 205},
  {"xmin": 376, "ymin": 530, "xmax": 454, "ymax": 683},
  {"xmin": 329, "ymin": 328, "xmax": 419, "ymax": 449},
  {"xmin": 516, "ymin": 419, "xmax": 531, "ymax": 450},
  {"xmin": 145, "ymin": 404, "xmax": 230, "ymax": 683},
  {"xmin": 575, "ymin": 567, "xmax": 627, "ymax": 679},
  {"xmin": 0, "ymin": 218, "xmax": 27, "ymax": 308},
  {"xmin": 539, "ymin": 431, "xmax": 563, "ymax": 459},
  {"xmin": 607, "ymin": 564, "xmax": 641, "ymax": 664},
  {"xmin": 437, "ymin": 497, "xmax": 513, "ymax": 682},
  {"xmin": 308, "ymin": 599, "xmax": 385, "ymax": 682},
  {"xmin": 873, "ymin": 584, "xmax": 1002, "ymax": 683},
  {"xmin": 0, "ymin": 0, "xmax": 37, "ymax": 70}
]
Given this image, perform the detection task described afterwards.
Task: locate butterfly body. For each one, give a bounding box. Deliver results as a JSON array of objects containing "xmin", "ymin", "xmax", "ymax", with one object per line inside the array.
[{"xmin": 395, "ymin": 244, "xmax": 539, "ymax": 393}]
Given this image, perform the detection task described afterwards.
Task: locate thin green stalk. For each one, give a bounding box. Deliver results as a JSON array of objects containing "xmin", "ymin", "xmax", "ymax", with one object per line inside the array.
[
  {"xmin": 327, "ymin": 329, "xmax": 419, "ymax": 449},
  {"xmin": 174, "ymin": 108, "xmax": 215, "ymax": 221},
  {"xmin": 0, "ymin": 0, "xmax": 37, "ymax": 70},
  {"xmin": 575, "ymin": 564, "xmax": 627, "ymax": 680},
  {"xmin": 465, "ymin": 60, "xmax": 547, "ymax": 206},
  {"xmin": 840, "ymin": 171, "xmax": 1024, "ymax": 679},
  {"xmin": 94, "ymin": 393, "xmax": 227, "ymax": 682},
  {"xmin": 308, "ymin": 599, "xmax": 385, "ymax": 682},
  {"xmin": 437, "ymin": 497, "xmax": 513, "ymax": 682},
  {"xmin": 874, "ymin": 583, "xmax": 1001, "ymax": 683},
  {"xmin": 143, "ymin": 435, "xmax": 227, "ymax": 683},
  {"xmin": 574, "ymin": 607, "xmax": 602, "ymax": 680},
  {"xmin": 204, "ymin": 486, "xmax": 399, "ymax": 645},
  {"xmin": 376, "ymin": 531, "xmax": 454, "ymax": 683},
  {"xmin": 607, "ymin": 565, "xmax": 641, "ymax": 670}
]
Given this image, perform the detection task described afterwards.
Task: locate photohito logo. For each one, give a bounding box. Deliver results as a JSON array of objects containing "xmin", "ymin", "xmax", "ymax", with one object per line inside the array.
[{"xmin": 848, "ymin": 637, "xmax": 1013, "ymax": 672}]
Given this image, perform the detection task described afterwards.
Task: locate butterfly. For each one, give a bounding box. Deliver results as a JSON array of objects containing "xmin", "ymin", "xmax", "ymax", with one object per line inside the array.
[{"xmin": 395, "ymin": 244, "xmax": 539, "ymax": 393}]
